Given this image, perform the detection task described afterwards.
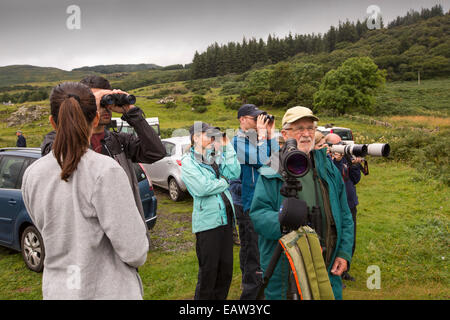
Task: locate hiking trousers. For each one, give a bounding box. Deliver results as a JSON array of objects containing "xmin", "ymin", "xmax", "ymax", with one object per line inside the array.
[
  {"xmin": 194, "ymin": 223, "xmax": 233, "ymax": 300},
  {"xmin": 235, "ymin": 207, "xmax": 262, "ymax": 300}
]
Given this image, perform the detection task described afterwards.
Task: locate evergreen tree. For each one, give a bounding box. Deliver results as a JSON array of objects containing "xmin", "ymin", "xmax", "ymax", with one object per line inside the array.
[{"xmin": 325, "ymin": 26, "xmax": 337, "ymax": 52}]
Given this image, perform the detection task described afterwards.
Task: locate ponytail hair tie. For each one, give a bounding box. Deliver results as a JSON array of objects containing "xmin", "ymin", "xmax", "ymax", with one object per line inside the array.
[{"xmin": 66, "ymin": 94, "xmax": 81, "ymax": 104}]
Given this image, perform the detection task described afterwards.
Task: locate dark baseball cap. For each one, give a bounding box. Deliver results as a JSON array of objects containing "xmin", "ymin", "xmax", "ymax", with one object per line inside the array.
[
  {"xmin": 189, "ymin": 121, "xmax": 214, "ymax": 136},
  {"xmin": 237, "ymin": 104, "xmax": 265, "ymax": 119}
]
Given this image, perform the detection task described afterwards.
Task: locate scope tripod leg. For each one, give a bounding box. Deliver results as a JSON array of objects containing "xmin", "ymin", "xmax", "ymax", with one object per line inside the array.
[{"xmin": 256, "ymin": 243, "xmax": 283, "ymax": 300}]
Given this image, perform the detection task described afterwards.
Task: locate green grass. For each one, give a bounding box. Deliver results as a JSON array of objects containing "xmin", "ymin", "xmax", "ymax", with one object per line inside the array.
[
  {"xmin": 0, "ymin": 161, "xmax": 448, "ymax": 300},
  {"xmin": 0, "ymin": 77, "xmax": 448, "ymax": 299},
  {"xmin": 342, "ymin": 163, "xmax": 449, "ymax": 299},
  {"xmin": 374, "ymin": 78, "xmax": 450, "ymax": 117}
]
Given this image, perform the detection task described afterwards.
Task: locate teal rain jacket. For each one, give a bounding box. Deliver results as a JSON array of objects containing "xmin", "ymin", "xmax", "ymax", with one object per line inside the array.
[
  {"xmin": 249, "ymin": 148, "xmax": 354, "ymax": 300},
  {"xmin": 181, "ymin": 143, "xmax": 241, "ymax": 234}
]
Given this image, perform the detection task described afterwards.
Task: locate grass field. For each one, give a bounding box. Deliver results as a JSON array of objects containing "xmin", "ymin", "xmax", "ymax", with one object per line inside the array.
[
  {"xmin": 0, "ymin": 78, "xmax": 448, "ymax": 300},
  {"xmin": 0, "ymin": 161, "xmax": 448, "ymax": 300}
]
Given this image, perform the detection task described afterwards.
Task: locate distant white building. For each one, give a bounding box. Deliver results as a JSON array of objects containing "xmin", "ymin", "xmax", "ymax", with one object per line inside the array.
[{"xmin": 2, "ymin": 100, "xmax": 14, "ymax": 106}]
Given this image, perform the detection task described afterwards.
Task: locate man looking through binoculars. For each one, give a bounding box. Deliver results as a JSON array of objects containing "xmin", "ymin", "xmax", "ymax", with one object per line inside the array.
[{"xmin": 249, "ymin": 106, "xmax": 354, "ymax": 300}]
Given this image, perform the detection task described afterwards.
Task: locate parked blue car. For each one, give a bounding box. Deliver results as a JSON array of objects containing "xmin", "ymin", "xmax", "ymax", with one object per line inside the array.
[{"xmin": 0, "ymin": 147, "xmax": 157, "ymax": 272}]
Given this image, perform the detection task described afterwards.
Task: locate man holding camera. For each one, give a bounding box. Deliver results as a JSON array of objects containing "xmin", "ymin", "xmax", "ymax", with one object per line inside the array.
[
  {"xmin": 249, "ymin": 106, "xmax": 354, "ymax": 300},
  {"xmin": 41, "ymin": 76, "xmax": 166, "ymax": 238},
  {"xmin": 231, "ymin": 104, "xmax": 279, "ymax": 300},
  {"xmin": 326, "ymin": 133, "xmax": 363, "ymax": 282}
]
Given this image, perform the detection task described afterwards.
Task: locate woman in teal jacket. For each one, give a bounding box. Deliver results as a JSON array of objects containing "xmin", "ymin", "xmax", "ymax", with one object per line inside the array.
[{"xmin": 181, "ymin": 122, "xmax": 241, "ymax": 299}]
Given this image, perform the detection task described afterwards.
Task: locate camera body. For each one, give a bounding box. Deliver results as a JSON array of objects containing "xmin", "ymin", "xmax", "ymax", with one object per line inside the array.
[
  {"xmin": 100, "ymin": 94, "xmax": 136, "ymax": 107},
  {"xmin": 253, "ymin": 112, "xmax": 275, "ymax": 124},
  {"xmin": 329, "ymin": 143, "xmax": 368, "ymax": 157}
]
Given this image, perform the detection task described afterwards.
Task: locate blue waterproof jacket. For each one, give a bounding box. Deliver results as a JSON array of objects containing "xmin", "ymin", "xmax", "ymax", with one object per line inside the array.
[
  {"xmin": 181, "ymin": 143, "xmax": 241, "ymax": 233},
  {"xmin": 249, "ymin": 148, "xmax": 354, "ymax": 300},
  {"xmin": 232, "ymin": 129, "xmax": 279, "ymax": 212}
]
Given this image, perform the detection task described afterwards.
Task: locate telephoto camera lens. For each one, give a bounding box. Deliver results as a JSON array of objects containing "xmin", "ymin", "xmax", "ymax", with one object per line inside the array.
[
  {"xmin": 366, "ymin": 143, "xmax": 390, "ymax": 157},
  {"xmin": 330, "ymin": 144, "xmax": 367, "ymax": 157}
]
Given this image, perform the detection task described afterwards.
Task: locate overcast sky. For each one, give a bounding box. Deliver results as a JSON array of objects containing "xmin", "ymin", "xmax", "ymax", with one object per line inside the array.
[{"xmin": 0, "ymin": 0, "xmax": 448, "ymax": 70}]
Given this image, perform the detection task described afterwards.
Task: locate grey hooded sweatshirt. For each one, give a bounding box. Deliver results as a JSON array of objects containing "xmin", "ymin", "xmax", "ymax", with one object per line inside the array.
[{"xmin": 22, "ymin": 149, "xmax": 149, "ymax": 300}]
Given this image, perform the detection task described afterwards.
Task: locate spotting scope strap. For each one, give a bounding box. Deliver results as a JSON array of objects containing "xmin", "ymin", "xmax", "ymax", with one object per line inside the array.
[{"xmin": 279, "ymin": 227, "xmax": 335, "ymax": 300}]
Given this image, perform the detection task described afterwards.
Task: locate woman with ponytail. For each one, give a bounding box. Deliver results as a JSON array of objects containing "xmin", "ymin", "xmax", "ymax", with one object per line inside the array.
[{"xmin": 21, "ymin": 82, "xmax": 149, "ymax": 300}]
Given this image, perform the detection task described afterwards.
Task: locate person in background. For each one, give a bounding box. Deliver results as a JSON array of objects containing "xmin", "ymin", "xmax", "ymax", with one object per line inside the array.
[
  {"xmin": 314, "ymin": 131, "xmax": 326, "ymax": 150},
  {"xmin": 16, "ymin": 130, "xmax": 26, "ymax": 147},
  {"xmin": 325, "ymin": 133, "xmax": 362, "ymax": 282},
  {"xmin": 232, "ymin": 104, "xmax": 279, "ymax": 300},
  {"xmin": 22, "ymin": 82, "xmax": 148, "ymax": 299},
  {"xmin": 277, "ymin": 134, "xmax": 285, "ymax": 149}
]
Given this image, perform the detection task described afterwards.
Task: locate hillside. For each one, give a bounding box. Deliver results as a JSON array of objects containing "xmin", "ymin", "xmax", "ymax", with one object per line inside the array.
[
  {"xmin": 0, "ymin": 65, "xmax": 87, "ymax": 87},
  {"xmin": 0, "ymin": 63, "xmax": 177, "ymax": 87},
  {"xmin": 72, "ymin": 63, "xmax": 162, "ymax": 73},
  {"xmin": 190, "ymin": 10, "xmax": 449, "ymax": 82},
  {"xmin": 289, "ymin": 14, "xmax": 450, "ymax": 81}
]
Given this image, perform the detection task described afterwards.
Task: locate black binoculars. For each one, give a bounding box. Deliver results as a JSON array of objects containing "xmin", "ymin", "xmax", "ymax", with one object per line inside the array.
[{"xmin": 100, "ymin": 94, "xmax": 136, "ymax": 107}]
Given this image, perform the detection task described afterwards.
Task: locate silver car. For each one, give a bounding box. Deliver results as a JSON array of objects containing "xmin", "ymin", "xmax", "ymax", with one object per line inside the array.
[{"xmin": 142, "ymin": 136, "xmax": 191, "ymax": 201}]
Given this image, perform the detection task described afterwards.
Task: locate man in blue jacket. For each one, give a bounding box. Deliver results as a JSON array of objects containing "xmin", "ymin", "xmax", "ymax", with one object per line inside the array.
[
  {"xmin": 232, "ymin": 104, "xmax": 279, "ymax": 299},
  {"xmin": 250, "ymin": 106, "xmax": 354, "ymax": 300}
]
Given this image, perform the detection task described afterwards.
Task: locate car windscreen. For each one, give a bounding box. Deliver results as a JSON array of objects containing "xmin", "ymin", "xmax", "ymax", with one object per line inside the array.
[{"xmin": 333, "ymin": 129, "xmax": 353, "ymax": 141}]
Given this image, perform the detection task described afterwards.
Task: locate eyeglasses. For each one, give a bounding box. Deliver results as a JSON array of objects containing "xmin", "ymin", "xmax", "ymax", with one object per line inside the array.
[{"xmin": 284, "ymin": 126, "xmax": 316, "ymax": 134}]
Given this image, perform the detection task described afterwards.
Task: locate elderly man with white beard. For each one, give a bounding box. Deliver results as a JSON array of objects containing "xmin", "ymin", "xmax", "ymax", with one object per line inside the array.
[{"xmin": 249, "ymin": 106, "xmax": 354, "ymax": 300}]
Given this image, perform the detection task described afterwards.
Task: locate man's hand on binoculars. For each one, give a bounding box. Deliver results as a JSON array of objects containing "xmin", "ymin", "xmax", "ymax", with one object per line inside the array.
[
  {"xmin": 94, "ymin": 89, "xmax": 135, "ymax": 114},
  {"xmin": 256, "ymin": 114, "xmax": 275, "ymax": 140}
]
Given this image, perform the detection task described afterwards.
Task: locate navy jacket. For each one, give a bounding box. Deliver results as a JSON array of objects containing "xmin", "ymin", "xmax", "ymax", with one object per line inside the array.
[
  {"xmin": 16, "ymin": 135, "xmax": 26, "ymax": 147},
  {"xmin": 229, "ymin": 179, "xmax": 242, "ymax": 207},
  {"xmin": 332, "ymin": 156, "xmax": 361, "ymax": 209}
]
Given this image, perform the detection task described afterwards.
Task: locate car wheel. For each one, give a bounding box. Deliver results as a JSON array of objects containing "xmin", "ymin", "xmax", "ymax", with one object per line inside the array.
[
  {"xmin": 168, "ymin": 178, "xmax": 184, "ymax": 202},
  {"xmin": 21, "ymin": 226, "xmax": 45, "ymax": 273}
]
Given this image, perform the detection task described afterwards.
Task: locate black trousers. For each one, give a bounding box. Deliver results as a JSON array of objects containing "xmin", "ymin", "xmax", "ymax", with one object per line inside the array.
[
  {"xmin": 235, "ymin": 206, "xmax": 262, "ymax": 300},
  {"xmin": 347, "ymin": 206, "xmax": 357, "ymax": 273},
  {"xmin": 194, "ymin": 223, "xmax": 233, "ymax": 300},
  {"xmin": 350, "ymin": 206, "xmax": 357, "ymax": 257}
]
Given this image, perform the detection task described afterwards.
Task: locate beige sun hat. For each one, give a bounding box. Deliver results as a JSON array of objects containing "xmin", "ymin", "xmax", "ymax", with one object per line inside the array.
[{"xmin": 282, "ymin": 106, "xmax": 319, "ymax": 127}]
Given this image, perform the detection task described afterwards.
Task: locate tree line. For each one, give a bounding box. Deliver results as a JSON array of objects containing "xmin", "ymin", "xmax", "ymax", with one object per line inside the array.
[
  {"xmin": 190, "ymin": 5, "xmax": 445, "ymax": 80},
  {"xmin": 0, "ymin": 89, "xmax": 49, "ymax": 104}
]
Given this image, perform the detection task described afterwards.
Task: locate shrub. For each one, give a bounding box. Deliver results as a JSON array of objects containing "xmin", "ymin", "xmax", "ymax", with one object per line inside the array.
[
  {"xmin": 223, "ymin": 96, "xmax": 242, "ymax": 110},
  {"xmin": 192, "ymin": 95, "xmax": 208, "ymax": 106},
  {"xmin": 192, "ymin": 105, "xmax": 207, "ymax": 113},
  {"xmin": 165, "ymin": 101, "xmax": 177, "ymax": 109}
]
